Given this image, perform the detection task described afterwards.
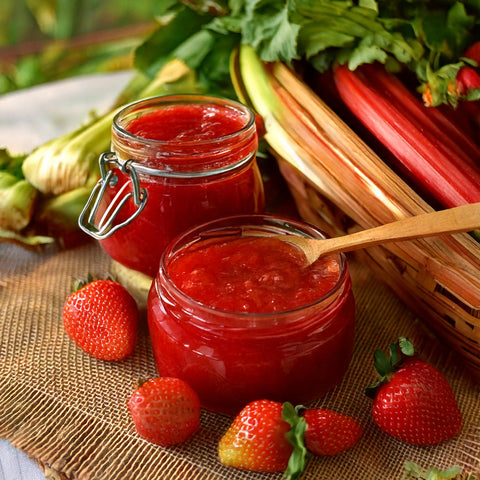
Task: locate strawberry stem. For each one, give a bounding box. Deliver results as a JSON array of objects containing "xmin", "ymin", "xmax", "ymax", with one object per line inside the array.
[
  {"xmin": 282, "ymin": 402, "xmax": 310, "ymax": 480},
  {"xmin": 366, "ymin": 337, "xmax": 415, "ymax": 398}
]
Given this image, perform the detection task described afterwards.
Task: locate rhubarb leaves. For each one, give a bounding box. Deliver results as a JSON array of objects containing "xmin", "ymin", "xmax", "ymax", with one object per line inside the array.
[{"xmin": 133, "ymin": 0, "xmax": 480, "ymax": 106}]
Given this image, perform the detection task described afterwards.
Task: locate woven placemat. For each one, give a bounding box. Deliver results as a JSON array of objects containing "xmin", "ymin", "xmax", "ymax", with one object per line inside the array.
[{"xmin": 0, "ymin": 241, "xmax": 479, "ymax": 480}]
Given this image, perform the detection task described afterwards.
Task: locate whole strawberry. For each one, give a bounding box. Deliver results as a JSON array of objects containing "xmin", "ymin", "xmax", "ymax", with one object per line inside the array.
[
  {"xmin": 128, "ymin": 377, "xmax": 200, "ymax": 447},
  {"xmin": 367, "ymin": 337, "xmax": 462, "ymax": 446},
  {"xmin": 303, "ymin": 408, "xmax": 362, "ymax": 456},
  {"xmin": 218, "ymin": 399, "xmax": 293, "ymax": 473},
  {"xmin": 63, "ymin": 278, "xmax": 138, "ymax": 361},
  {"xmin": 218, "ymin": 400, "xmax": 362, "ymax": 478}
]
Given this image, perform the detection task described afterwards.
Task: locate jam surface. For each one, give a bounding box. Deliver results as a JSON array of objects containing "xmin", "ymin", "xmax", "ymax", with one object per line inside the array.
[
  {"xmin": 168, "ymin": 236, "xmax": 341, "ymax": 313},
  {"xmin": 127, "ymin": 104, "xmax": 246, "ymax": 143}
]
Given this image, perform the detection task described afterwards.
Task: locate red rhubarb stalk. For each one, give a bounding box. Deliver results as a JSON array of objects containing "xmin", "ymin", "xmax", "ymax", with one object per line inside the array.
[
  {"xmin": 359, "ymin": 63, "xmax": 480, "ymax": 164},
  {"xmin": 333, "ymin": 63, "xmax": 480, "ymax": 208}
]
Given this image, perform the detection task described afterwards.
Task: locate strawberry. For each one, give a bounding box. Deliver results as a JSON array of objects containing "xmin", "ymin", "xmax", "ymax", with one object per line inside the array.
[
  {"xmin": 218, "ymin": 399, "xmax": 293, "ymax": 473},
  {"xmin": 303, "ymin": 408, "xmax": 362, "ymax": 456},
  {"xmin": 127, "ymin": 377, "xmax": 201, "ymax": 447},
  {"xmin": 218, "ymin": 400, "xmax": 362, "ymax": 477},
  {"xmin": 456, "ymin": 67, "xmax": 480, "ymax": 96},
  {"xmin": 63, "ymin": 278, "xmax": 138, "ymax": 361},
  {"xmin": 367, "ymin": 337, "xmax": 463, "ymax": 446}
]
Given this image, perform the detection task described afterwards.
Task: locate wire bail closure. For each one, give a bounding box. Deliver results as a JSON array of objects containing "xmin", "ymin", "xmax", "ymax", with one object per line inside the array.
[{"xmin": 78, "ymin": 152, "xmax": 148, "ymax": 240}]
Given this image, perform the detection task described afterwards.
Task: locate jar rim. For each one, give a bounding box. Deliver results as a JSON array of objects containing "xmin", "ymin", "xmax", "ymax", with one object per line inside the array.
[
  {"xmin": 112, "ymin": 93, "xmax": 256, "ymax": 148},
  {"xmin": 156, "ymin": 214, "xmax": 350, "ymax": 321}
]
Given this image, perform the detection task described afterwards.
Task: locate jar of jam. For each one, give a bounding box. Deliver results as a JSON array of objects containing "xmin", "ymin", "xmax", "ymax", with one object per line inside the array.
[
  {"xmin": 79, "ymin": 95, "xmax": 264, "ymax": 277},
  {"xmin": 148, "ymin": 214, "xmax": 356, "ymax": 414}
]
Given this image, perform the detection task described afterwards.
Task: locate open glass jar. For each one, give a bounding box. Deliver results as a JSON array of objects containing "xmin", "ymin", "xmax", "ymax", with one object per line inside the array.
[
  {"xmin": 79, "ymin": 95, "xmax": 264, "ymax": 277},
  {"xmin": 147, "ymin": 214, "xmax": 356, "ymax": 414}
]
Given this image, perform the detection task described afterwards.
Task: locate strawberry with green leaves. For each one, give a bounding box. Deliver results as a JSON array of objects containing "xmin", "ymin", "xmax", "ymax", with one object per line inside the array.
[
  {"xmin": 218, "ymin": 399, "xmax": 362, "ymax": 478},
  {"xmin": 367, "ymin": 337, "xmax": 463, "ymax": 446},
  {"xmin": 63, "ymin": 277, "xmax": 138, "ymax": 361},
  {"xmin": 128, "ymin": 377, "xmax": 201, "ymax": 447}
]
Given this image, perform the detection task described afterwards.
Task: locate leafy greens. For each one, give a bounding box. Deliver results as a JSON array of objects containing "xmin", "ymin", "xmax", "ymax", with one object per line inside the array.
[{"xmin": 134, "ymin": 0, "xmax": 480, "ymax": 106}]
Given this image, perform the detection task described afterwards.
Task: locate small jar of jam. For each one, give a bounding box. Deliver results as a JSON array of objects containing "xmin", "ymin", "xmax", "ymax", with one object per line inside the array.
[
  {"xmin": 79, "ymin": 95, "xmax": 264, "ymax": 277},
  {"xmin": 147, "ymin": 214, "xmax": 356, "ymax": 414}
]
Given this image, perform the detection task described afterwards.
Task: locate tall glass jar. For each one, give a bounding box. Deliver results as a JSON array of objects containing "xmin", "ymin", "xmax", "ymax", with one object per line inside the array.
[
  {"xmin": 148, "ymin": 214, "xmax": 356, "ymax": 414},
  {"xmin": 79, "ymin": 95, "xmax": 264, "ymax": 277}
]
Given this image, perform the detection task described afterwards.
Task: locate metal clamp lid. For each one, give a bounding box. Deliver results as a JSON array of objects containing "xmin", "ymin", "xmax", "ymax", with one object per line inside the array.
[{"xmin": 78, "ymin": 152, "xmax": 148, "ymax": 240}]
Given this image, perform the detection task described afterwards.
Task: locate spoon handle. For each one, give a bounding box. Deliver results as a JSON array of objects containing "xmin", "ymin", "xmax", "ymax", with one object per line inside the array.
[{"xmin": 323, "ymin": 202, "xmax": 480, "ymax": 255}]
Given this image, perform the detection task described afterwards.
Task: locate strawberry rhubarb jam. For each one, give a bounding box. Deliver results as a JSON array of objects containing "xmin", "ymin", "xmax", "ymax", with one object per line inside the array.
[
  {"xmin": 80, "ymin": 95, "xmax": 264, "ymax": 277},
  {"xmin": 148, "ymin": 215, "xmax": 355, "ymax": 414}
]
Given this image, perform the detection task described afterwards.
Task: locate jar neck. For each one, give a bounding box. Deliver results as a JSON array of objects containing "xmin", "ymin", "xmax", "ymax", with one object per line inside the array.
[{"xmin": 111, "ymin": 95, "xmax": 258, "ymax": 174}]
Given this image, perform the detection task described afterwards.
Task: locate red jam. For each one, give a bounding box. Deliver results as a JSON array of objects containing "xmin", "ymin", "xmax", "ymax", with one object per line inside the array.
[
  {"xmin": 126, "ymin": 104, "xmax": 245, "ymax": 144},
  {"xmin": 95, "ymin": 96, "xmax": 264, "ymax": 277},
  {"xmin": 147, "ymin": 215, "xmax": 356, "ymax": 414},
  {"xmin": 168, "ymin": 236, "xmax": 341, "ymax": 313}
]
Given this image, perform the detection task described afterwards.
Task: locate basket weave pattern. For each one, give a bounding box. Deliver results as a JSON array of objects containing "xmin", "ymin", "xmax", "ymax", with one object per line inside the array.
[{"xmin": 278, "ymin": 158, "xmax": 480, "ymax": 378}]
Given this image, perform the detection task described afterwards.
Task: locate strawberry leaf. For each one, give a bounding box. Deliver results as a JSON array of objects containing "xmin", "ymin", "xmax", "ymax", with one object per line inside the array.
[
  {"xmin": 404, "ymin": 461, "xmax": 462, "ymax": 480},
  {"xmin": 398, "ymin": 336, "xmax": 415, "ymax": 357},
  {"xmin": 282, "ymin": 402, "xmax": 310, "ymax": 480},
  {"xmin": 366, "ymin": 337, "xmax": 416, "ymax": 397},
  {"xmin": 374, "ymin": 348, "xmax": 392, "ymax": 377}
]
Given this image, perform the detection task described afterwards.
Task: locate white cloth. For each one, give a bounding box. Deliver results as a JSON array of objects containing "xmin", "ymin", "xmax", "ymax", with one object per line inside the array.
[{"xmin": 0, "ymin": 70, "xmax": 134, "ymax": 154}]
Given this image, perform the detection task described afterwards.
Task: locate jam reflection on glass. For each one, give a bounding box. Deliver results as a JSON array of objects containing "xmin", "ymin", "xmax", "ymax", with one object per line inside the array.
[
  {"xmin": 97, "ymin": 97, "xmax": 264, "ymax": 277},
  {"xmin": 148, "ymin": 215, "xmax": 356, "ymax": 415}
]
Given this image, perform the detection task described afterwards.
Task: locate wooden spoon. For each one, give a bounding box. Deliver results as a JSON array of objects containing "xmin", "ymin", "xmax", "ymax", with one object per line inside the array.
[{"xmin": 273, "ymin": 202, "xmax": 480, "ymax": 265}]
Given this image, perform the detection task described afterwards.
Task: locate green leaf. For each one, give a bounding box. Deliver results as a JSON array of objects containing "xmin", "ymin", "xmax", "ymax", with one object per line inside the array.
[
  {"xmin": 195, "ymin": 34, "xmax": 239, "ymax": 96},
  {"xmin": 173, "ymin": 29, "xmax": 217, "ymax": 70},
  {"xmin": 360, "ymin": 0, "xmax": 378, "ymax": 12},
  {"xmin": 241, "ymin": 0, "xmax": 300, "ymax": 63},
  {"xmin": 282, "ymin": 402, "xmax": 309, "ymax": 480},
  {"xmin": 398, "ymin": 337, "xmax": 415, "ymax": 357},
  {"xmin": 373, "ymin": 348, "xmax": 391, "ymax": 377},
  {"xmin": 134, "ymin": 6, "xmax": 212, "ymax": 76},
  {"xmin": 347, "ymin": 43, "xmax": 388, "ymax": 69},
  {"xmin": 404, "ymin": 461, "xmax": 462, "ymax": 480},
  {"xmin": 465, "ymin": 88, "xmax": 480, "ymax": 101},
  {"xmin": 300, "ymin": 25, "xmax": 356, "ymax": 58}
]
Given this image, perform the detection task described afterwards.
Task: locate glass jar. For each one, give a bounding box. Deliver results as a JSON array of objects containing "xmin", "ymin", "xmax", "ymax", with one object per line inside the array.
[
  {"xmin": 79, "ymin": 95, "xmax": 264, "ymax": 277},
  {"xmin": 147, "ymin": 214, "xmax": 356, "ymax": 414}
]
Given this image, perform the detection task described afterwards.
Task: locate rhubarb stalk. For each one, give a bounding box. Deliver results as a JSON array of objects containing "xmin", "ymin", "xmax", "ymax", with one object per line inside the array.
[{"xmin": 333, "ymin": 63, "xmax": 480, "ymax": 209}]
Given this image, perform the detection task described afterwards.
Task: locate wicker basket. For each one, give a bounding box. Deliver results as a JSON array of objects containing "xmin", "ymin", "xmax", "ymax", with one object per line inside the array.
[
  {"xmin": 234, "ymin": 49, "xmax": 480, "ymax": 378},
  {"xmin": 277, "ymin": 157, "xmax": 480, "ymax": 379}
]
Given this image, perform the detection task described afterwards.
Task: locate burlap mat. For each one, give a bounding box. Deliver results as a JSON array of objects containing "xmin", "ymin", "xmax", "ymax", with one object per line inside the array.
[{"xmin": 1, "ymin": 241, "xmax": 479, "ymax": 480}]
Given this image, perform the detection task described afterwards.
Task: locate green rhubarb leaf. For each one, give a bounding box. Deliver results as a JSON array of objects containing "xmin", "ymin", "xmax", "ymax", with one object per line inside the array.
[
  {"xmin": 411, "ymin": 2, "xmax": 475, "ymax": 59},
  {"xmin": 347, "ymin": 42, "xmax": 388, "ymax": 69},
  {"xmin": 241, "ymin": 0, "xmax": 300, "ymax": 63},
  {"xmin": 195, "ymin": 34, "xmax": 239, "ymax": 96},
  {"xmin": 171, "ymin": 29, "xmax": 217, "ymax": 70},
  {"xmin": 134, "ymin": 5, "xmax": 212, "ymax": 77}
]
